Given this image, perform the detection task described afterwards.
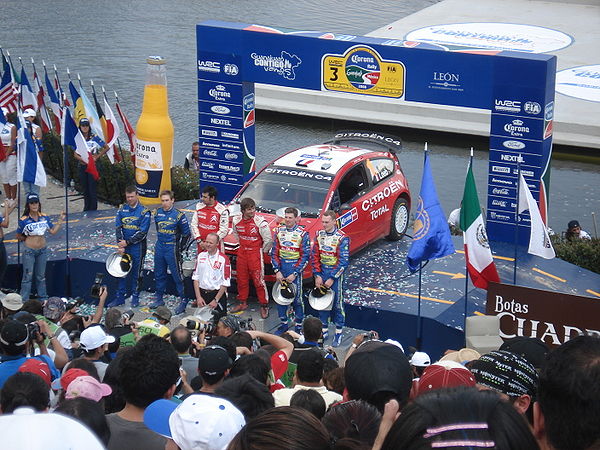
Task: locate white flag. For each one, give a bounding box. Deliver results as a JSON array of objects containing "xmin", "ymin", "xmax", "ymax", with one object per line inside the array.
[{"xmin": 518, "ymin": 174, "xmax": 555, "ymax": 259}]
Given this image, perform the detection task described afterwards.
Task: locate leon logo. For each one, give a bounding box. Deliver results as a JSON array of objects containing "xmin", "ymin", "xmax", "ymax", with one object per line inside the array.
[{"xmin": 250, "ymin": 51, "xmax": 302, "ymax": 80}]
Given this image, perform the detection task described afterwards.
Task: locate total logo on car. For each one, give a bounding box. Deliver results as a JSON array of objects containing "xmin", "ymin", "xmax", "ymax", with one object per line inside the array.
[{"xmin": 224, "ymin": 131, "xmax": 412, "ymax": 281}]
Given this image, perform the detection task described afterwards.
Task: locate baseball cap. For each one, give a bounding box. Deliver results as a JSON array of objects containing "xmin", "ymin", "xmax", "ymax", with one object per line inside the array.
[
  {"xmin": 0, "ymin": 408, "xmax": 105, "ymax": 450},
  {"xmin": 198, "ymin": 345, "xmax": 232, "ymax": 377},
  {"xmin": 43, "ymin": 297, "xmax": 65, "ymax": 321},
  {"xmin": 79, "ymin": 117, "xmax": 90, "ymax": 125},
  {"xmin": 439, "ymin": 348, "xmax": 481, "ymax": 365},
  {"xmin": 144, "ymin": 396, "xmax": 245, "ymax": 450},
  {"xmin": 153, "ymin": 306, "xmax": 172, "ymax": 323},
  {"xmin": 65, "ymin": 375, "xmax": 112, "ymax": 402},
  {"xmin": 0, "ymin": 320, "xmax": 29, "ymax": 346},
  {"xmin": 26, "ymin": 193, "xmax": 40, "ymax": 204},
  {"xmin": 568, "ymin": 220, "xmax": 580, "ymax": 230},
  {"xmin": 345, "ymin": 340, "xmax": 412, "ymax": 403},
  {"xmin": 500, "ymin": 337, "xmax": 549, "ymax": 369},
  {"xmin": 51, "ymin": 368, "xmax": 90, "ymax": 391},
  {"xmin": 469, "ymin": 350, "xmax": 538, "ymax": 398},
  {"xmin": 23, "ymin": 108, "xmax": 36, "ymax": 118},
  {"xmin": 79, "ymin": 325, "xmax": 115, "ymax": 351},
  {"xmin": 18, "ymin": 358, "xmax": 52, "ymax": 387},
  {"xmin": 410, "ymin": 351, "xmax": 431, "ymax": 367},
  {"xmin": 416, "ymin": 361, "xmax": 476, "ymax": 396},
  {"xmin": 1, "ymin": 293, "xmax": 24, "ymax": 311}
]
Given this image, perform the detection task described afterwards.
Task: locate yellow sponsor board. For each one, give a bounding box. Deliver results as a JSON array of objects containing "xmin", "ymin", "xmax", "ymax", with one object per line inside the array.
[{"xmin": 322, "ymin": 46, "xmax": 405, "ymax": 98}]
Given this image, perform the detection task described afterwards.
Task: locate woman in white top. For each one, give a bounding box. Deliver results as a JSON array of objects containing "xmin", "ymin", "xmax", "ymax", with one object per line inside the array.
[
  {"xmin": 0, "ymin": 107, "xmax": 17, "ymax": 207},
  {"xmin": 16, "ymin": 193, "xmax": 65, "ymax": 301}
]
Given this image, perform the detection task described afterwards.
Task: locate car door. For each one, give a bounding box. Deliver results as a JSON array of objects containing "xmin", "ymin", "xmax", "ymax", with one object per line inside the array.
[
  {"xmin": 328, "ymin": 162, "xmax": 371, "ymax": 252},
  {"xmin": 360, "ymin": 157, "xmax": 398, "ymax": 241}
]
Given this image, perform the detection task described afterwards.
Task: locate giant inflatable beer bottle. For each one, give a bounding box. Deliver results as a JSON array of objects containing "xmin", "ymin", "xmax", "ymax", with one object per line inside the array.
[{"xmin": 135, "ymin": 56, "xmax": 174, "ymax": 205}]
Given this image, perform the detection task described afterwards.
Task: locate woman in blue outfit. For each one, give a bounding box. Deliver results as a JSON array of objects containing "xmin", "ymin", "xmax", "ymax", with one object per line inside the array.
[
  {"xmin": 17, "ymin": 193, "xmax": 65, "ymax": 301},
  {"xmin": 75, "ymin": 118, "xmax": 109, "ymax": 211}
]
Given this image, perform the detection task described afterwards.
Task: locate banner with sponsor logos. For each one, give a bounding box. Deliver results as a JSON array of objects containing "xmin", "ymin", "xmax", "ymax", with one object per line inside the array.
[
  {"xmin": 196, "ymin": 21, "xmax": 556, "ymax": 244},
  {"xmin": 486, "ymin": 282, "xmax": 600, "ymax": 348}
]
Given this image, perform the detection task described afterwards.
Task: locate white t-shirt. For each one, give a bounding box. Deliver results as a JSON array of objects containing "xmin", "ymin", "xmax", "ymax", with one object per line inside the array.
[{"xmin": 191, "ymin": 251, "xmax": 231, "ymax": 291}]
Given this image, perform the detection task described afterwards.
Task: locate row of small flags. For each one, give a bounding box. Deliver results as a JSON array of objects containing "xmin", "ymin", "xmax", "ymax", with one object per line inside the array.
[
  {"xmin": 0, "ymin": 49, "xmax": 138, "ymax": 187},
  {"xmin": 406, "ymin": 145, "xmax": 554, "ymax": 290}
]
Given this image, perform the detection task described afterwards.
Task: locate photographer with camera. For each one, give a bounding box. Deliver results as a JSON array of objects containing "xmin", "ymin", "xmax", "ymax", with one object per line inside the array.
[
  {"xmin": 0, "ymin": 318, "xmax": 66, "ymax": 388},
  {"xmin": 105, "ymin": 308, "xmax": 139, "ymax": 357}
]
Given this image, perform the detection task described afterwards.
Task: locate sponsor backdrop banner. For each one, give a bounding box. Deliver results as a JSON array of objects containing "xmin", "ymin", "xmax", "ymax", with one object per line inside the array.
[
  {"xmin": 196, "ymin": 21, "xmax": 556, "ymax": 243},
  {"xmin": 486, "ymin": 282, "xmax": 600, "ymax": 348}
]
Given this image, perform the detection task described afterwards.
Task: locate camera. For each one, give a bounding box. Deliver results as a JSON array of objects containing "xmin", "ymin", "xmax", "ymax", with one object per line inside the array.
[
  {"xmin": 27, "ymin": 322, "xmax": 42, "ymax": 341},
  {"xmin": 65, "ymin": 297, "xmax": 85, "ymax": 311},
  {"xmin": 363, "ymin": 331, "xmax": 377, "ymax": 341},
  {"xmin": 186, "ymin": 320, "xmax": 215, "ymax": 334},
  {"xmin": 90, "ymin": 273, "xmax": 104, "ymax": 298},
  {"xmin": 239, "ymin": 317, "xmax": 255, "ymax": 331},
  {"xmin": 122, "ymin": 310, "xmax": 135, "ymax": 322}
]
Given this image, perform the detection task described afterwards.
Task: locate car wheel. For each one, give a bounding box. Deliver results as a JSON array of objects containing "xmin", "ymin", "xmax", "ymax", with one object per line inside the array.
[{"xmin": 387, "ymin": 197, "xmax": 409, "ymax": 240}]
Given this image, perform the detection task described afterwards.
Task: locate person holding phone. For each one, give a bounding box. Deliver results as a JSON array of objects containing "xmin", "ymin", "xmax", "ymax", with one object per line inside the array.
[{"xmin": 16, "ymin": 193, "xmax": 65, "ymax": 302}]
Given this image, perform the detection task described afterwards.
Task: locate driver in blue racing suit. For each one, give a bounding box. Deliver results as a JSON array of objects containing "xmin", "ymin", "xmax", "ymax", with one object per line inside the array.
[
  {"xmin": 271, "ymin": 207, "xmax": 310, "ymax": 334},
  {"xmin": 150, "ymin": 190, "xmax": 191, "ymax": 312},
  {"xmin": 311, "ymin": 210, "xmax": 350, "ymax": 348},
  {"xmin": 108, "ymin": 186, "xmax": 151, "ymax": 308}
]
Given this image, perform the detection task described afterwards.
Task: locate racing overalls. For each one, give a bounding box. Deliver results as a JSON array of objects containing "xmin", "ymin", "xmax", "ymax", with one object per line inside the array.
[
  {"xmin": 114, "ymin": 202, "xmax": 151, "ymax": 305},
  {"xmin": 271, "ymin": 223, "xmax": 310, "ymax": 327},
  {"xmin": 311, "ymin": 227, "xmax": 350, "ymax": 333},
  {"xmin": 190, "ymin": 201, "xmax": 229, "ymax": 252},
  {"xmin": 154, "ymin": 206, "xmax": 191, "ymax": 302},
  {"xmin": 232, "ymin": 215, "xmax": 272, "ymax": 305}
]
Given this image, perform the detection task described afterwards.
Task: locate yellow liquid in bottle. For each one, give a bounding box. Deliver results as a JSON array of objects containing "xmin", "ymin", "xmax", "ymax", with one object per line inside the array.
[{"xmin": 135, "ymin": 84, "xmax": 174, "ymax": 205}]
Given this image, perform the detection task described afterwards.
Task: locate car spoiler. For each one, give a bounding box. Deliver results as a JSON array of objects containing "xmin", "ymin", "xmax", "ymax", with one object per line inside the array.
[{"xmin": 325, "ymin": 130, "xmax": 403, "ymax": 154}]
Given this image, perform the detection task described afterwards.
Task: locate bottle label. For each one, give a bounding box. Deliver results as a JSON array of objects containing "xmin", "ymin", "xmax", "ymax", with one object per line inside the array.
[{"xmin": 135, "ymin": 139, "xmax": 163, "ymax": 198}]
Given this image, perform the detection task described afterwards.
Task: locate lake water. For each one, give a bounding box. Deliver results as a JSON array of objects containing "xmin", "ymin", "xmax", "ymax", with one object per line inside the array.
[{"xmin": 1, "ymin": 0, "xmax": 598, "ymax": 235}]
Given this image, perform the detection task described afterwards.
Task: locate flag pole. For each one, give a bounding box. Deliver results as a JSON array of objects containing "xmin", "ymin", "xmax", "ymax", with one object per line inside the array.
[
  {"xmin": 62, "ymin": 111, "xmax": 71, "ymax": 297},
  {"xmin": 417, "ymin": 261, "xmax": 423, "ymax": 350},
  {"xmin": 31, "ymin": 58, "xmax": 53, "ymax": 133},
  {"xmin": 513, "ymin": 157, "xmax": 522, "ymax": 285},
  {"xmin": 464, "ymin": 148, "xmax": 473, "ymax": 342}
]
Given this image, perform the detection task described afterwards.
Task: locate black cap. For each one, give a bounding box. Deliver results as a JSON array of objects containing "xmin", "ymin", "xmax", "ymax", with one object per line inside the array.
[
  {"xmin": 0, "ymin": 320, "xmax": 29, "ymax": 346},
  {"xmin": 345, "ymin": 341, "xmax": 412, "ymax": 403},
  {"xmin": 500, "ymin": 337, "xmax": 549, "ymax": 369},
  {"xmin": 26, "ymin": 193, "xmax": 40, "ymax": 204},
  {"xmin": 197, "ymin": 345, "xmax": 232, "ymax": 376},
  {"xmin": 568, "ymin": 220, "xmax": 580, "ymax": 230},
  {"xmin": 79, "ymin": 118, "xmax": 90, "ymax": 125}
]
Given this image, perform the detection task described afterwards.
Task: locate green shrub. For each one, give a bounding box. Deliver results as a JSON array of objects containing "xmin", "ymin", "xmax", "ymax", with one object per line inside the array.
[
  {"xmin": 42, "ymin": 132, "xmax": 198, "ymax": 205},
  {"xmin": 551, "ymin": 235, "xmax": 600, "ymax": 274}
]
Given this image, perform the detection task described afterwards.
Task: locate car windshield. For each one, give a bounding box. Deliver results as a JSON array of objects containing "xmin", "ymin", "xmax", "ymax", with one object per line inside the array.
[{"xmin": 236, "ymin": 166, "xmax": 332, "ymax": 218}]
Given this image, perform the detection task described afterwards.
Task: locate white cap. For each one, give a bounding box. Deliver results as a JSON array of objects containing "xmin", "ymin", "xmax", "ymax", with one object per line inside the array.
[
  {"xmin": 79, "ymin": 326, "xmax": 115, "ymax": 351},
  {"xmin": 410, "ymin": 351, "xmax": 431, "ymax": 367},
  {"xmin": 145, "ymin": 396, "xmax": 245, "ymax": 450},
  {"xmin": 23, "ymin": 108, "xmax": 36, "ymax": 118},
  {"xmin": 0, "ymin": 407, "xmax": 105, "ymax": 450}
]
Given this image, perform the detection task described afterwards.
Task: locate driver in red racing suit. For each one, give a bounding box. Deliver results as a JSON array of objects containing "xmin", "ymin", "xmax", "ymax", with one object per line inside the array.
[
  {"xmin": 230, "ymin": 197, "xmax": 273, "ymax": 319},
  {"xmin": 191, "ymin": 185, "xmax": 229, "ymax": 253}
]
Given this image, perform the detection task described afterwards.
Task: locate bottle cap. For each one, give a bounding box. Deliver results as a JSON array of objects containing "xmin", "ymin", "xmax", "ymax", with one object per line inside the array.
[{"xmin": 146, "ymin": 56, "xmax": 166, "ymax": 65}]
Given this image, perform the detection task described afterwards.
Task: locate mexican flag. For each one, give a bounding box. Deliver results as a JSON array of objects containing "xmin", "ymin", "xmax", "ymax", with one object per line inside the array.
[{"xmin": 460, "ymin": 159, "xmax": 500, "ymax": 289}]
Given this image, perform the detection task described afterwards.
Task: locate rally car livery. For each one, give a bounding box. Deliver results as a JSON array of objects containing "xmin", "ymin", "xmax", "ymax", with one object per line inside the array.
[{"xmin": 224, "ymin": 131, "xmax": 411, "ymax": 281}]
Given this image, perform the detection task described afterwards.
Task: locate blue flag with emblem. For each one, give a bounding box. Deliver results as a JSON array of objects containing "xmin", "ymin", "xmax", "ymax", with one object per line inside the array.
[{"xmin": 406, "ymin": 148, "xmax": 455, "ymax": 272}]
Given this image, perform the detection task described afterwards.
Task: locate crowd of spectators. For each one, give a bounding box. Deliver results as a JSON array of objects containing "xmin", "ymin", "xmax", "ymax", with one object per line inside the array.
[{"xmin": 0, "ymin": 292, "xmax": 599, "ymax": 450}]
